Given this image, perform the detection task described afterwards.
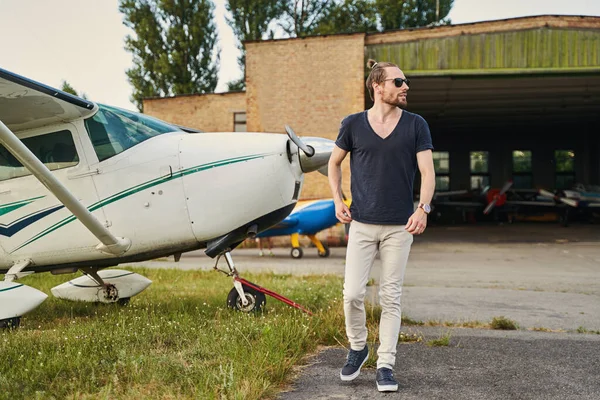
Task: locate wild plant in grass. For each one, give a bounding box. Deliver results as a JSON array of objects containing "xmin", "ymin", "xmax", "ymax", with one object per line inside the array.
[
  {"xmin": 490, "ymin": 316, "xmax": 518, "ymax": 330},
  {"xmin": 426, "ymin": 332, "xmax": 452, "ymax": 347}
]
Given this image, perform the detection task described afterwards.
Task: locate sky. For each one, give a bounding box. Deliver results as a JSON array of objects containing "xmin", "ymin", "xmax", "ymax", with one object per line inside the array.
[{"xmin": 1, "ymin": 0, "xmax": 599, "ymax": 111}]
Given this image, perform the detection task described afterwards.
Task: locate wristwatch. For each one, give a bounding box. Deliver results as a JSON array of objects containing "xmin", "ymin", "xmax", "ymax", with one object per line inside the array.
[{"xmin": 418, "ymin": 203, "xmax": 431, "ymax": 214}]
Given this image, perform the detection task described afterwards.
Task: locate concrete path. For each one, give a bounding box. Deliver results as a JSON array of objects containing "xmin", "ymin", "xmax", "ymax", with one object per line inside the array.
[
  {"xmin": 126, "ymin": 224, "xmax": 600, "ymax": 331},
  {"xmin": 123, "ymin": 224, "xmax": 600, "ymax": 399},
  {"xmin": 277, "ymin": 327, "xmax": 600, "ymax": 400}
]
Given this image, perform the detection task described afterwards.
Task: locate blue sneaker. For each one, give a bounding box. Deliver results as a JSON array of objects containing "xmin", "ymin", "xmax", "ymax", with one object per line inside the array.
[
  {"xmin": 376, "ymin": 367, "xmax": 398, "ymax": 392},
  {"xmin": 340, "ymin": 345, "xmax": 369, "ymax": 381}
]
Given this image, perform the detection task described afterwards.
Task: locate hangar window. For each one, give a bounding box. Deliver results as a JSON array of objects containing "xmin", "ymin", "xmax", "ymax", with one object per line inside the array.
[
  {"xmin": 470, "ymin": 151, "xmax": 489, "ymax": 190},
  {"xmin": 234, "ymin": 112, "xmax": 247, "ymax": 132},
  {"xmin": 433, "ymin": 151, "xmax": 450, "ymax": 191},
  {"xmin": 512, "ymin": 150, "xmax": 532, "ymax": 189},
  {"xmin": 554, "ymin": 150, "xmax": 575, "ymax": 189}
]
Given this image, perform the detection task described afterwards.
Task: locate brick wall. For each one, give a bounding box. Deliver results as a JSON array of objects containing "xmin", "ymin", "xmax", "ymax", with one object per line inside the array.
[
  {"xmin": 245, "ymin": 33, "xmax": 366, "ymax": 199},
  {"xmin": 143, "ymin": 92, "xmax": 246, "ymax": 132}
]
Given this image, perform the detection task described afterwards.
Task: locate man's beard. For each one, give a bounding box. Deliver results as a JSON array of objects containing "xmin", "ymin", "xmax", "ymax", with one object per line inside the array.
[{"xmin": 383, "ymin": 91, "xmax": 407, "ymax": 109}]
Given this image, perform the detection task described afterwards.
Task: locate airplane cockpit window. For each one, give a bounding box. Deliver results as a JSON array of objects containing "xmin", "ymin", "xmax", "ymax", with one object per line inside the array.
[
  {"xmin": 84, "ymin": 104, "xmax": 183, "ymax": 162},
  {"xmin": 0, "ymin": 130, "xmax": 79, "ymax": 181}
]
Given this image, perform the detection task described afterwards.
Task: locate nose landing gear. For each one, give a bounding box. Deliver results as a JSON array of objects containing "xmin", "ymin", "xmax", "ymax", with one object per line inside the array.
[{"xmin": 214, "ymin": 250, "xmax": 312, "ymax": 315}]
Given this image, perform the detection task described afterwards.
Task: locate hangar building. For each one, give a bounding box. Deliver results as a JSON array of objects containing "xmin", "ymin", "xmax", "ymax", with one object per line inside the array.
[{"xmin": 144, "ymin": 15, "xmax": 600, "ymax": 202}]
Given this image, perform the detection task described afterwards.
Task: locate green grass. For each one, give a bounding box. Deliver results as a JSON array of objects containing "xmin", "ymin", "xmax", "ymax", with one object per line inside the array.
[
  {"xmin": 3, "ymin": 268, "xmax": 526, "ymax": 398},
  {"xmin": 531, "ymin": 326, "xmax": 553, "ymax": 332},
  {"xmin": 426, "ymin": 331, "xmax": 452, "ymax": 347},
  {"xmin": 422, "ymin": 319, "xmax": 487, "ymax": 329},
  {"xmin": 401, "ymin": 315, "xmax": 425, "ymax": 326},
  {"xmin": 490, "ymin": 316, "xmax": 519, "ymax": 330},
  {"xmin": 3, "ymin": 269, "xmax": 441, "ymax": 399},
  {"xmin": 576, "ymin": 326, "xmax": 600, "ymax": 334},
  {"xmin": 0, "ymin": 268, "xmax": 349, "ymax": 400}
]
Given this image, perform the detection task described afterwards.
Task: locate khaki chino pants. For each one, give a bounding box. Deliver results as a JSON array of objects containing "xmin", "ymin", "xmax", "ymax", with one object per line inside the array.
[{"xmin": 343, "ymin": 220, "xmax": 413, "ymax": 369}]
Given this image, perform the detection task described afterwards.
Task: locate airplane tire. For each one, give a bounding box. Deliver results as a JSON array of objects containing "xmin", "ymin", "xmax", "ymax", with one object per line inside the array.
[
  {"xmin": 118, "ymin": 297, "xmax": 131, "ymax": 306},
  {"xmin": 291, "ymin": 247, "xmax": 303, "ymax": 259},
  {"xmin": 0, "ymin": 317, "xmax": 21, "ymax": 329},
  {"xmin": 227, "ymin": 285, "xmax": 266, "ymax": 313},
  {"xmin": 318, "ymin": 244, "xmax": 330, "ymax": 258}
]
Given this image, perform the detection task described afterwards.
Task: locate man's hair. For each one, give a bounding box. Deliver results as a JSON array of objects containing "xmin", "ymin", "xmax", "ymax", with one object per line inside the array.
[{"xmin": 366, "ymin": 59, "xmax": 399, "ymax": 101}]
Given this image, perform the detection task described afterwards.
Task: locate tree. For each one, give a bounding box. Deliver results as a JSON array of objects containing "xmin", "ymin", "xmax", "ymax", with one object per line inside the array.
[
  {"xmin": 279, "ymin": 0, "xmax": 333, "ymax": 37},
  {"xmin": 61, "ymin": 80, "xmax": 88, "ymax": 100},
  {"xmin": 226, "ymin": 0, "xmax": 282, "ymax": 90},
  {"xmin": 61, "ymin": 80, "xmax": 78, "ymax": 96},
  {"xmin": 119, "ymin": 0, "xmax": 219, "ymax": 111},
  {"xmin": 311, "ymin": 0, "xmax": 378, "ymax": 35},
  {"xmin": 376, "ymin": 0, "xmax": 453, "ymax": 31}
]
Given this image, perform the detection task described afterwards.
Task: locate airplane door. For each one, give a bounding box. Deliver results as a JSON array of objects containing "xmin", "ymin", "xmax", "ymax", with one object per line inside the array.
[
  {"xmin": 88, "ymin": 136, "xmax": 195, "ymax": 254},
  {"xmin": 81, "ymin": 105, "xmax": 195, "ymax": 256},
  {"xmin": 0, "ymin": 122, "xmax": 106, "ymax": 260}
]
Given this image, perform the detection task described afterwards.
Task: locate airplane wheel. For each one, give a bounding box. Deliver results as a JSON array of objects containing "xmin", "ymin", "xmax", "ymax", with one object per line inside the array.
[
  {"xmin": 318, "ymin": 244, "xmax": 330, "ymax": 258},
  {"xmin": 118, "ymin": 297, "xmax": 131, "ymax": 306},
  {"xmin": 291, "ymin": 247, "xmax": 303, "ymax": 259},
  {"xmin": 103, "ymin": 284, "xmax": 119, "ymax": 302},
  {"xmin": 227, "ymin": 285, "xmax": 266, "ymax": 313},
  {"xmin": 0, "ymin": 317, "xmax": 20, "ymax": 329}
]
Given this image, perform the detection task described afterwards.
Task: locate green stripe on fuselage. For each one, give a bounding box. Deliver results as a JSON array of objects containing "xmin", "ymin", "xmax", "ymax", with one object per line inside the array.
[
  {"xmin": 0, "ymin": 196, "xmax": 45, "ymax": 216},
  {"xmin": 11, "ymin": 154, "xmax": 269, "ymax": 253}
]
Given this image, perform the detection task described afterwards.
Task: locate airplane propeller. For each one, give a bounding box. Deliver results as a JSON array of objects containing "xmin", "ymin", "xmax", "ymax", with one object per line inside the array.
[
  {"xmin": 285, "ymin": 125, "xmax": 334, "ymax": 174},
  {"xmin": 483, "ymin": 180, "xmax": 514, "ymax": 215},
  {"xmin": 285, "ymin": 125, "xmax": 314, "ymax": 157},
  {"xmin": 538, "ymin": 189, "xmax": 579, "ymax": 207}
]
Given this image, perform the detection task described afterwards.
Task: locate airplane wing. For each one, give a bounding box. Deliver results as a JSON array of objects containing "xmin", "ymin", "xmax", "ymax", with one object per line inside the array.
[
  {"xmin": 0, "ymin": 67, "xmax": 98, "ymax": 132},
  {"xmin": 0, "ymin": 68, "xmax": 130, "ymax": 256},
  {"xmin": 269, "ymin": 216, "xmax": 300, "ymax": 230},
  {"xmin": 432, "ymin": 190, "xmax": 469, "ymax": 199},
  {"xmin": 434, "ymin": 201, "xmax": 483, "ymax": 208},
  {"xmin": 506, "ymin": 200, "xmax": 555, "ymax": 207}
]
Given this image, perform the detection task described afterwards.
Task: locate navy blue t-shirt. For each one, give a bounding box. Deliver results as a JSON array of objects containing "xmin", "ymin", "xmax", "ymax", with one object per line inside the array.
[{"xmin": 335, "ymin": 110, "xmax": 434, "ymax": 225}]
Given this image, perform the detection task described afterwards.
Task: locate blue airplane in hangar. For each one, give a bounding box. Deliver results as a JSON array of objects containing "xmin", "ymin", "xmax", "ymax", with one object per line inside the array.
[{"xmin": 256, "ymin": 198, "xmax": 350, "ymax": 259}]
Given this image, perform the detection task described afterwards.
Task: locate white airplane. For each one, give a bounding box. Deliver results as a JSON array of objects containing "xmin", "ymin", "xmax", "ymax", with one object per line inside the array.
[
  {"xmin": 0, "ymin": 67, "xmax": 333, "ymax": 327},
  {"xmin": 564, "ymin": 184, "xmax": 600, "ymax": 208}
]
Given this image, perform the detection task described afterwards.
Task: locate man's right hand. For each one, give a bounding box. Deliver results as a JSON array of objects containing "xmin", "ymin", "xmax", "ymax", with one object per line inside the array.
[{"xmin": 335, "ymin": 201, "xmax": 352, "ymax": 223}]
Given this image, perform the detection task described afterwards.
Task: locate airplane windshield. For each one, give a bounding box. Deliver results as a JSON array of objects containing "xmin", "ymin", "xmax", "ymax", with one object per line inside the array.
[{"xmin": 85, "ymin": 105, "xmax": 183, "ymax": 162}]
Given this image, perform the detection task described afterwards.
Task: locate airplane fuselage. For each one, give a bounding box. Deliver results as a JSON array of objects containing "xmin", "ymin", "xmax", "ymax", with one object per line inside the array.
[
  {"xmin": 0, "ymin": 67, "xmax": 333, "ymax": 322},
  {"xmin": 0, "ymin": 117, "xmax": 303, "ymax": 273},
  {"xmin": 257, "ymin": 199, "xmax": 338, "ymax": 237}
]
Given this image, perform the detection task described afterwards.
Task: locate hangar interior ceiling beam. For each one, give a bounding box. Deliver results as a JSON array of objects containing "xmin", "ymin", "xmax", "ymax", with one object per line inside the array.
[{"xmin": 407, "ymin": 73, "xmax": 600, "ymax": 133}]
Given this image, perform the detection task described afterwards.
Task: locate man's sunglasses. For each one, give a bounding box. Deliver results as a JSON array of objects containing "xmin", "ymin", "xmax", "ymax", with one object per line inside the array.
[{"xmin": 384, "ymin": 77, "xmax": 410, "ymax": 88}]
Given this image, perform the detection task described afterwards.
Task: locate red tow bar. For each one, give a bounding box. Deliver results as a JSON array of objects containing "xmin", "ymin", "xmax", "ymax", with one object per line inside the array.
[{"xmin": 235, "ymin": 277, "xmax": 313, "ymax": 316}]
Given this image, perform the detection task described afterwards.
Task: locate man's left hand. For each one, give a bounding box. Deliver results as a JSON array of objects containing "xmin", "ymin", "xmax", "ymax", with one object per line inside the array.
[{"xmin": 405, "ymin": 208, "xmax": 428, "ymax": 235}]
